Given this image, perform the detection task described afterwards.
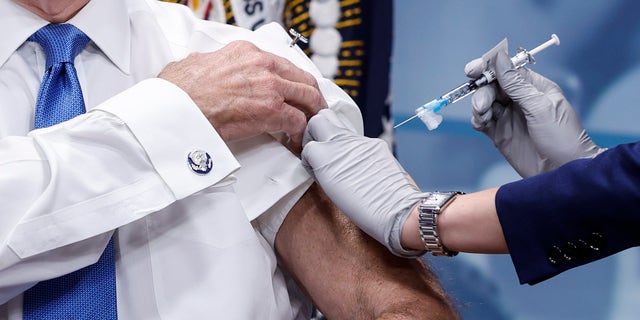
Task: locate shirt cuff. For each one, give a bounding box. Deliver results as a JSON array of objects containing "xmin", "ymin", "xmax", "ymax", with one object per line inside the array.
[
  {"xmin": 229, "ymin": 133, "xmax": 312, "ymax": 222},
  {"xmin": 252, "ymin": 181, "xmax": 313, "ymax": 249},
  {"xmin": 92, "ymin": 78, "xmax": 240, "ymax": 199}
]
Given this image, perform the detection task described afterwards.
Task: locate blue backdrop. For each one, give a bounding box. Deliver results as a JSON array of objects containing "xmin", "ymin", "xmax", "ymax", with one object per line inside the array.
[{"xmin": 392, "ymin": 1, "xmax": 640, "ymax": 319}]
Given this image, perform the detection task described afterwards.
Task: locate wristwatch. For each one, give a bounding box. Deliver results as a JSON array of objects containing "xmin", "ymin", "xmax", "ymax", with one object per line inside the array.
[{"xmin": 418, "ymin": 191, "xmax": 463, "ymax": 257}]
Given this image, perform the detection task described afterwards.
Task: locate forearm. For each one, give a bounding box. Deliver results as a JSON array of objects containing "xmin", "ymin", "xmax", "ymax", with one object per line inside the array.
[
  {"xmin": 276, "ymin": 183, "xmax": 458, "ymax": 319},
  {"xmin": 401, "ymin": 188, "xmax": 509, "ymax": 254}
]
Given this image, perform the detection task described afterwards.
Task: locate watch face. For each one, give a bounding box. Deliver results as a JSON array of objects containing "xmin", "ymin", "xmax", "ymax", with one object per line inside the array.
[
  {"xmin": 432, "ymin": 193, "xmax": 450, "ymax": 203},
  {"xmin": 425, "ymin": 192, "xmax": 458, "ymax": 208}
]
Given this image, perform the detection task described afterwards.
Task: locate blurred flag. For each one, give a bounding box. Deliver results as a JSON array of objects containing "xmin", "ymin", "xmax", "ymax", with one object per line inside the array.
[
  {"xmin": 285, "ymin": 0, "xmax": 394, "ymax": 144},
  {"xmin": 161, "ymin": 0, "xmax": 283, "ymax": 29}
]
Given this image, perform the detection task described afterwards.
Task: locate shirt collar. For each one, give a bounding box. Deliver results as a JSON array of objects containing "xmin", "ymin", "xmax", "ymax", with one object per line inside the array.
[
  {"xmin": 0, "ymin": 0, "xmax": 131, "ymax": 74},
  {"xmin": 0, "ymin": 0, "xmax": 48, "ymax": 67}
]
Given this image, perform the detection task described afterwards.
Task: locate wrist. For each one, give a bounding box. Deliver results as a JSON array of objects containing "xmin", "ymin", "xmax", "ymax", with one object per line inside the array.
[
  {"xmin": 401, "ymin": 204, "xmax": 425, "ymax": 251},
  {"xmin": 437, "ymin": 188, "xmax": 508, "ymax": 254},
  {"xmin": 389, "ymin": 193, "xmax": 430, "ymax": 257},
  {"xmin": 417, "ymin": 191, "xmax": 463, "ymax": 257}
]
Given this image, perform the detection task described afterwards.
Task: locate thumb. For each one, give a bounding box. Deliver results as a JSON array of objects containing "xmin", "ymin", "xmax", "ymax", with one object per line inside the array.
[
  {"xmin": 303, "ymin": 109, "xmax": 354, "ymax": 147},
  {"xmin": 464, "ymin": 57, "xmax": 486, "ymax": 79},
  {"xmin": 300, "ymin": 140, "xmax": 318, "ymax": 180},
  {"xmin": 493, "ymin": 51, "xmax": 548, "ymax": 115}
]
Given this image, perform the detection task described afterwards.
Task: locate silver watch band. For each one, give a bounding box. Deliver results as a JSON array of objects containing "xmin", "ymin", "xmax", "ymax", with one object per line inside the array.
[{"xmin": 418, "ymin": 191, "xmax": 463, "ymax": 257}]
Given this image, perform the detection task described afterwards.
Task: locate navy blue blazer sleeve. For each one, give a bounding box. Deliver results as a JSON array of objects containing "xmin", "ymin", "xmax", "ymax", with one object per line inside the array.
[{"xmin": 496, "ymin": 142, "xmax": 640, "ymax": 285}]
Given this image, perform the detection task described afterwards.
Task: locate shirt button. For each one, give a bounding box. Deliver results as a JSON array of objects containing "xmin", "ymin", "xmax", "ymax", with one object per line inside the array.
[
  {"xmin": 547, "ymin": 245, "xmax": 564, "ymax": 265},
  {"xmin": 587, "ymin": 232, "xmax": 605, "ymax": 251},
  {"xmin": 561, "ymin": 242, "xmax": 579, "ymax": 261},
  {"xmin": 187, "ymin": 150, "xmax": 213, "ymax": 174}
]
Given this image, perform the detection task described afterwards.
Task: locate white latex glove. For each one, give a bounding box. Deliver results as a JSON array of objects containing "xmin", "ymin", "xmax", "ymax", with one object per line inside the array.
[
  {"xmin": 466, "ymin": 49, "xmax": 606, "ymax": 178},
  {"xmin": 301, "ymin": 109, "xmax": 426, "ymax": 257}
]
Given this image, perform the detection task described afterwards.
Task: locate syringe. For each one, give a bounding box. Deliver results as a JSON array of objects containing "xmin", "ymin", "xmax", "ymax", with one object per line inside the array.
[{"xmin": 393, "ymin": 34, "xmax": 561, "ymax": 130}]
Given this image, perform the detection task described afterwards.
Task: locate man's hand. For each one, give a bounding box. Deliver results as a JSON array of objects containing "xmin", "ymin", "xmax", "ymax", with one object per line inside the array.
[
  {"xmin": 301, "ymin": 109, "xmax": 425, "ymax": 257},
  {"xmin": 159, "ymin": 40, "xmax": 328, "ymax": 153},
  {"xmin": 467, "ymin": 50, "xmax": 605, "ymax": 177}
]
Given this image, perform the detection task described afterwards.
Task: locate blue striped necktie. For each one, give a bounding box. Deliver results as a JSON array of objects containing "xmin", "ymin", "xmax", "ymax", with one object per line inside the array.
[{"xmin": 22, "ymin": 23, "xmax": 117, "ymax": 320}]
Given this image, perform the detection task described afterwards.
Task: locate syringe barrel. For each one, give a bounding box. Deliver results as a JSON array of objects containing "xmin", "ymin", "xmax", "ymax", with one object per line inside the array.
[
  {"xmin": 442, "ymin": 80, "xmax": 477, "ymax": 105},
  {"xmin": 394, "ymin": 34, "xmax": 561, "ymax": 130},
  {"xmin": 476, "ymin": 34, "xmax": 559, "ymax": 88},
  {"xmin": 470, "ymin": 47, "xmax": 537, "ymax": 91},
  {"xmin": 443, "ymin": 48, "xmax": 533, "ymax": 108}
]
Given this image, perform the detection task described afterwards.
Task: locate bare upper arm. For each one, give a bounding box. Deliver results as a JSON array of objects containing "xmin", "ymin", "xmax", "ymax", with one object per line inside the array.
[{"xmin": 275, "ymin": 183, "xmax": 459, "ymax": 319}]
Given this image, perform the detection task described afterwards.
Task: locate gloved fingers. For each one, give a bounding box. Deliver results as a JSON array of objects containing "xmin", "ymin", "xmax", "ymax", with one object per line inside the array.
[
  {"xmin": 471, "ymin": 83, "xmax": 498, "ymax": 116},
  {"xmin": 465, "ymin": 38, "xmax": 508, "ymax": 79},
  {"xmin": 299, "ymin": 146, "xmax": 315, "ymax": 180},
  {"xmin": 520, "ymin": 67, "xmax": 563, "ymax": 96},
  {"xmin": 301, "ymin": 134, "xmax": 393, "ymax": 186},
  {"xmin": 302, "ymin": 108, "xmax": 355, "ymax": 147},
  {"xmin": 493, "ymin": 51, "xmax": 552, "ymax": 115},
  {"xmin": 482, "ymin": 105, "xmax": 519, "ymax": 147},
  {"xmin": 490, "ymin": 100, "xmax": 508, "ymax": 121},
  {"xmin": 470, "ymin": 84, "xmax": 497, "ymax": 129},
  {"xmin": 464, "ymin": 57, "xmax": 486, "ymax": 78},
  {"xmin": 300, "ymin": 135, "xmax": 348, "ymax": 179},
  {"xmin": 300, "ymin": 149, "xmax": 316, "ymax": 180},
  {"xmin": 492, "ymin": 50, "xmax": 561, "ymax": 97},
  {"xmin": 471, "ymin": 101, "xmax": 504, "ymax": 132},
  {"xmin": 470, "ymin": 115, "xmax": 486, "ymax": 131},
  {"xmin": 472, "ymin": 99, "xmax": 513, "ymax": 143},
  {"xmin": 468, "ymin": 39, "xmax": 511, "ymax": 132}
]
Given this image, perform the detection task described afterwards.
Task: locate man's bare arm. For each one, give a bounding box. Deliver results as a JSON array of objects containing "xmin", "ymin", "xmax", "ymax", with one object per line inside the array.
[{"xmin": 275, "ymin": 183, "xmax": 459, "ymax": 319}]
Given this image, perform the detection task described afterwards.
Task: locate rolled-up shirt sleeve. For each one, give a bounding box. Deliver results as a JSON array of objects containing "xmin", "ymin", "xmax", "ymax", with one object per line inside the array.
[{"xmin": 221, "ymin": 23, "xmax": 364, "ymax": 248}]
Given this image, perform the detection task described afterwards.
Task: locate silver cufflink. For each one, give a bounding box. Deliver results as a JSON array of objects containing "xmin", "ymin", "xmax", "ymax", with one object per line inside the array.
[
  {"xmin": 288, "ymin": 28, "xmax": 308, "ymax": 47},
  {"xmin": 187, "ymin": 150, "xmax": 213, "ymax": 175}
]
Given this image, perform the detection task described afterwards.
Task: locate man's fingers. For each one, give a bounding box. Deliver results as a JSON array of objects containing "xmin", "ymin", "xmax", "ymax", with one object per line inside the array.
[
  {"xmin": 265, "ymin": 101, "xmax": 308, "ymax": 150},
  {"xmin": 267, "ymin": 52, "xmax": 320, "ymax": 88},
  {"xmin": 163, "ymin": 40, "xmax": 328, "ymax": 146},
  {"xmin": 280, "ymin": 78, "xmax": 327, "ymax": 118},
  {"xmin": 251, "ymin": 50, "xmax": 326, "ymax": 117},
  {"xmin": 287, "ymin": 133, "xmax": 303, "ymax": 155}
]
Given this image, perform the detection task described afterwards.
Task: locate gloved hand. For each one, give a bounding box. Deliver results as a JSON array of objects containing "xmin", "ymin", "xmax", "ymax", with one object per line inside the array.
[
  {"xmin": 466, "ymin": 49, "xmax": 606, "ymax": 178},
  {"xmin": 301, "ymin": 109, "xmax": 426, "ymax": 257}
]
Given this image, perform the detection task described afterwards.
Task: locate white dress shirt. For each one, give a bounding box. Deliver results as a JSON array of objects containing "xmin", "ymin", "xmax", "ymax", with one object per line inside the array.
[{"xmin": 0, "ymin": 0, "xmax": 362, "ymax": 318}]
